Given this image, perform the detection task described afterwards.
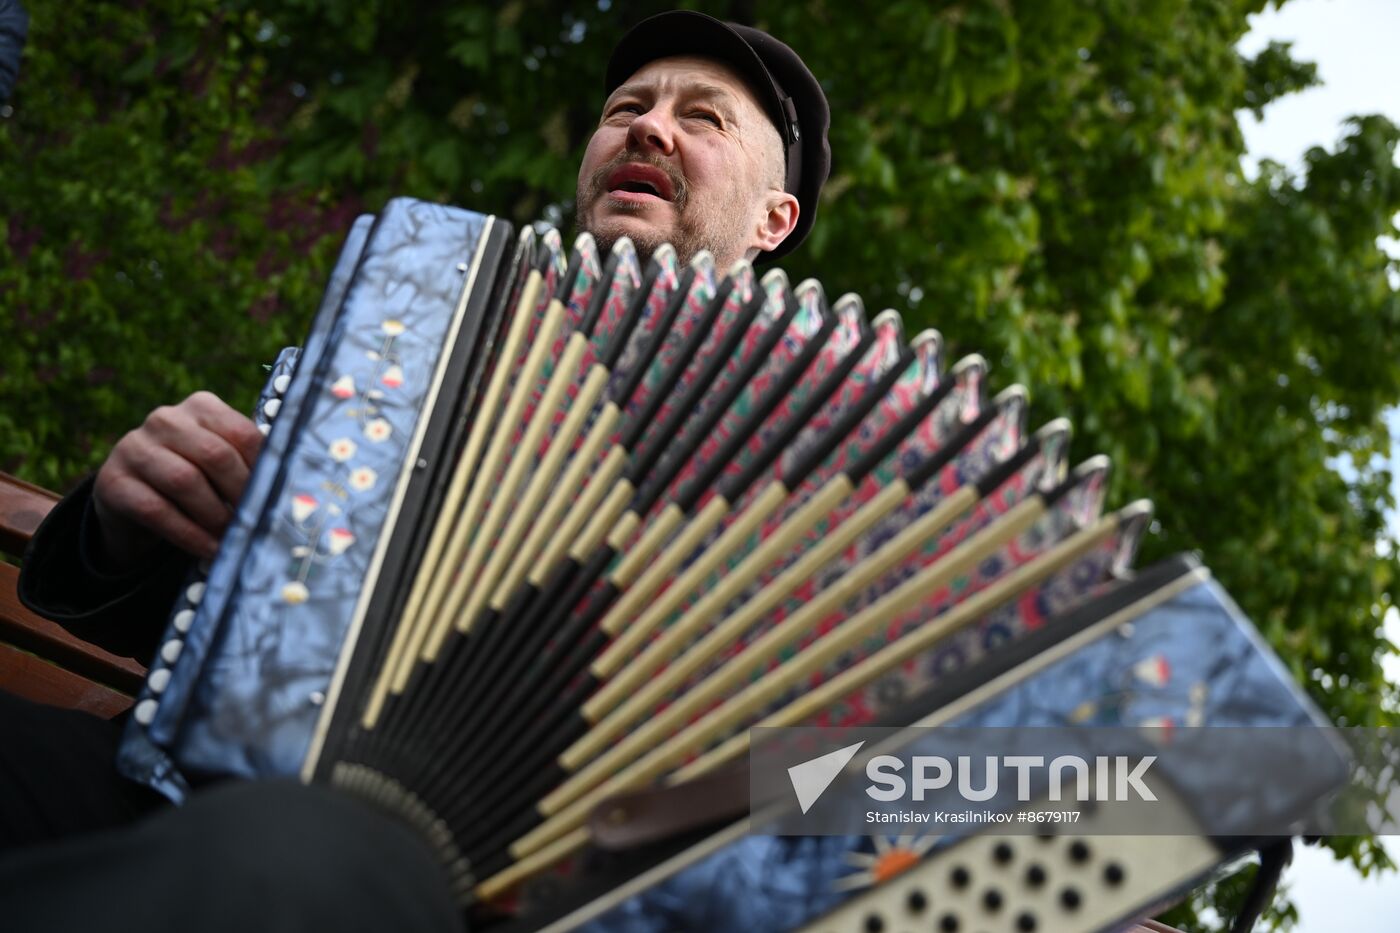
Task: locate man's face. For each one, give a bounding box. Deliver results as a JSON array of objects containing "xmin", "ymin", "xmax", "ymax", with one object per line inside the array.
[{"xmin": 576, "ymin": 55, "xmax": 785, "ymax": 270}]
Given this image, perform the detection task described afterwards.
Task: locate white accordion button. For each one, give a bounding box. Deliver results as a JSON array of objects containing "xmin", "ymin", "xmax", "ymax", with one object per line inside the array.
[
  {"xmin": 185, "ymin": 582, "xmax": 206, "ymax": 605},
  {"xmin": 134, "ymin": 699, "xmax": 159, "ymax": 725},
  {"xmin": 148, "ymin": 668, "xmax": 171, "ymax": 693},
  {"xmin": 263, "ymin": 398, "xmax": 282, "ymax": 419},
  {"xmin": 161, "ymin": 639, "xmax": 183, "ymax": 664},
  {"xmin": 258, "ymin": 422, "xmax": 272, "ymax": 436},
  {"xmin": 173, "ymin": 609, "xmax": 195, "ymax": 634},
  {"xmin": 273, "ymin": 374, "xmax": 291, "ymax": 394}
]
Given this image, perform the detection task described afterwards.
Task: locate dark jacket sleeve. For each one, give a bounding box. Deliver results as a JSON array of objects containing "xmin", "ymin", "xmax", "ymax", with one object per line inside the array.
[
  {"xmin": 17, "ymin": 475, "xmax": 190, "ymax": 662},
  {"xmin": 0, "ymin": 0, "xmax": 28, "ymax": 103}
]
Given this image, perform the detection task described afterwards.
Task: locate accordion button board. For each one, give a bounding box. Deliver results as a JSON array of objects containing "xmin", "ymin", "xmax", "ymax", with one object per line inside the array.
[
  {"xmin": 109, "ymin": 199, "xmax": 1349, "ymax": 929},
  {"xmin": 800, "ymin": 812, "xmax": 1221, "ymax": 933}
]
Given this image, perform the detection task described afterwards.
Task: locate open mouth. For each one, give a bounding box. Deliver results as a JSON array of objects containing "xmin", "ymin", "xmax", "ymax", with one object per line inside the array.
[
  {"xmin": 615, "ymin": 180, "xmax": 663, "ymax": 196},
  {"xmin": 605, "ymin": 163, "xmax": 676, "ymax": 203}
]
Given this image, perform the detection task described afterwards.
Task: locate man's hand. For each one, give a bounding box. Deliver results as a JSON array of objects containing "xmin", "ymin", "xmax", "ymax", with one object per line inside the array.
[{"xmin": 91, "ymin": 391, "xmax": 263, "ymax": 571}]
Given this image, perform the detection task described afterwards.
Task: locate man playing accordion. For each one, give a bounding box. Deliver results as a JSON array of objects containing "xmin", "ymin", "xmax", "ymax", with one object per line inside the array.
[{"xmin": 3, "ymin": 11, "xmax": 831, "ymax": 933}]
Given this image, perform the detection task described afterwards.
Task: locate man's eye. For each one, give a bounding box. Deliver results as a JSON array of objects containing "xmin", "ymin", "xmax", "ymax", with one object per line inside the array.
[
  {"xmin": 608, "ymin": 103, "xmax": 643, "ymax": 117},
  {"xmin": 688, "ymin": 111, "xmax": 722, "ymax": 126}
]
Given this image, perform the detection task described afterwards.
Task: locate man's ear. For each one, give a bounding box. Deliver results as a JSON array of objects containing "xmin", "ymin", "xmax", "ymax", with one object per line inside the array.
[{"xmin": 751, "ymin": 192, "xmax": 800, "ymax": 256}]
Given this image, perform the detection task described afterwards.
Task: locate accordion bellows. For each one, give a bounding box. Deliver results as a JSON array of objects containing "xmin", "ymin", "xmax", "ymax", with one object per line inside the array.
[{"xmin": 117, "ymin": 199, "xmax": 1345, "ymax": 929}]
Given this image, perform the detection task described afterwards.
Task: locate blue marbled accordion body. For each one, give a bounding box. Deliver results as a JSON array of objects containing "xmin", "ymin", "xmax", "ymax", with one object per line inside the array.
[{"xmin": 119, "ymin": 200, "xmax": 506, "ymax": 797}]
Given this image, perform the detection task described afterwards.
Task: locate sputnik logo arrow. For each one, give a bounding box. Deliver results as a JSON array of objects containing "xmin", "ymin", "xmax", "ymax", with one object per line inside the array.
[{"xmin": 787, "ymin": 741, "xmax": 865, "ymax": 814}]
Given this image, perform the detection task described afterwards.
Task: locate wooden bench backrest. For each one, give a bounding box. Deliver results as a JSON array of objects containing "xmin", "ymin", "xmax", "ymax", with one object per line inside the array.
[{"xmin": 0, "ymin": 472, "xmax": 140, "ymax": 716}]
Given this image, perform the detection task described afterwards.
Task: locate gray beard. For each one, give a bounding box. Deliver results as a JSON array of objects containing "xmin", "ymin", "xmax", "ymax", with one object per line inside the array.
[
  {"xmin": 581, "ymin": 218, "xmax": 701, "ymax": 269},
  {"xmin": 573, "ymin": 155, "xmax": 719, "ymax": 267},
  {"xmin": 576, "ymin": 200, "xmax": 749, "ymax": 271}
]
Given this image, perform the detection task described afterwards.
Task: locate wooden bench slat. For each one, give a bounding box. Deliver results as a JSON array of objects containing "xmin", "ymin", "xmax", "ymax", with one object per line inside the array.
[
  {"xmin": 0, "ymin": 472, "xmax": 60, "ymax": 557},
  {"xmin": 0, "ymin": 640, "xmax": 134, "ymax": 718},
  {"xmin": 0, "ymin": 562, "xmax": 147, "ymax": 694},
  {"xmin": 0, "ymin": 470, "xmax": 149, "ymax": 701}
]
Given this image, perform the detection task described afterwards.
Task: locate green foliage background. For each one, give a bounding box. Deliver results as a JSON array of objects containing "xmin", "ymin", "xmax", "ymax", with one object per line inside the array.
[{"xmin": 3, "ymin": 1, "xmax": 1398, "ymax": 927}]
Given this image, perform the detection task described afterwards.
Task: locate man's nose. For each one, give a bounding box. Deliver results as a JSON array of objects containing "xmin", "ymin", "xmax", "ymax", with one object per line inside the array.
[{"xmin": 627, "ymin": 108, "xmax": 676, "ymax": 156}]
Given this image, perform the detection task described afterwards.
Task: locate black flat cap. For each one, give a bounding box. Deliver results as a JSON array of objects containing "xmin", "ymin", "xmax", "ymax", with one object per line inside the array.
[{"xmin": 606, "ymin": 11, "xmax": 831, "ymax": 261}]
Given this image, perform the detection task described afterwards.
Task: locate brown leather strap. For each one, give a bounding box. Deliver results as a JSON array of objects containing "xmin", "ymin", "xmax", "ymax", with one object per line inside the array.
[{"xmin": 589, "ymin": 764, "xmax": 750, "ymax": 851}]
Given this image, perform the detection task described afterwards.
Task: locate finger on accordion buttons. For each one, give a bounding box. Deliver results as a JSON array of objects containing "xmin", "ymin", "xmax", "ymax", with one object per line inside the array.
[{"xmin": 94, "ymin": 425, "xmax": 242, "ymax": 564}]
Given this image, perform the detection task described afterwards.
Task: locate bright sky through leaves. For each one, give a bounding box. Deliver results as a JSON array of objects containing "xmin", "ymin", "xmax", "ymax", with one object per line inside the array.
[{"xmin": 1238, "ymin": 2, "xmax": 1400, "ymax": 928}]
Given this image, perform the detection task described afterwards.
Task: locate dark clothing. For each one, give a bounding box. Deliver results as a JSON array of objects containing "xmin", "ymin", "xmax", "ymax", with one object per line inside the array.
[
  {"xmin": 0, "ymin": 746, "xmax": 461, "ymax": 932},
  {"xmin": 5, "ymin": 482, "xmax": 463, "ymax": 932},
  {"xmin": 18, "ymin": 475, "xmax": 189, "ymax": 662},
  {"xmin": 0, "ymin": 691, "xmax": 162, "ymax": 850},
  {"xmin": 0, "ymin": 0, "xmax": 26, "ymax": 102}
]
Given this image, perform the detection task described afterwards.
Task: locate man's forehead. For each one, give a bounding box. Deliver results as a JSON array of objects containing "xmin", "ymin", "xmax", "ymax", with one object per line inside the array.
[{"xmin": 607, "ymin": 55, "xmax": 767, "ymax": 113}]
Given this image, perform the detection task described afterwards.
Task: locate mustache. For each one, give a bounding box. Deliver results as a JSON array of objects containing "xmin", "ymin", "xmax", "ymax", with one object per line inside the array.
[{"xmin": 580, "ymin": 153, "xmax": 688, "ymax": 210}]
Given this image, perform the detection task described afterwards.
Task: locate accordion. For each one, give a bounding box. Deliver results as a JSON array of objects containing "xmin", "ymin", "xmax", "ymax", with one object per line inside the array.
[{"xmin": 117, "ymin": 199, "xmax": 1348, "ymax": 931}]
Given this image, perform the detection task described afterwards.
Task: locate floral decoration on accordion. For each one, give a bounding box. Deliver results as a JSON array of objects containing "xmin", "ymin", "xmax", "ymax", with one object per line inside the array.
[
  {"xmin": 585, "ymin": 240, "xmax": 642, "ymax": 365},
  {"xmin": 807, "ymin": 448, "xmax": 1099, "ymax": 724},
  {"xmin": 664, "ymin": 387, "xmax": 1031, "ymax": 705},
  {"xmin": 752, "ymin": 325, "xmax": 940, "ymax": 541},
  {"xmin": 646, "ymin": 332, "xmax": 966, "ymax": 645},
  {"xmin": 682, "ymin": 419, "xmax": 1065, "ymax": 726},
  {"xmin": 332, "ymin": 316, "xmax": 412, "ymax": 437},
  {"xmin": 754, "ymin": 310, "xmax": 908, "ymax": 502},
  {"xmin": 676, "ymin": 308, "xmax": 909, "ymax": 540},
  {"xmin": 1062, "ymin": 652, "xmax": 1210, "ymax": 736},
  {"xmin": 509, "ymin": 233, "xmax": 602, "ymax": 456},
  {"xmin": 608, "ymin": 243, "xmax": 680, "ymax": 405},
  {"xmin": 626, "ymin": 285, "xmax": 861, "ymax": 550},
  {"xmin": 626, "ymin": 252, "xmax": 718, "ymax": 438},
  {"xmin": 716, "ymin": 293, "xmax": 870, "ymax": 503},
  {"xmin": 279, "ymin": 316, "xmax": 409, "ymax": 604},
  {"xmin": 635, "ymin": 262, "xmax": 756, "ymax": 492},
  {"xmin": 832, "ymin": 834, "xmax": 938, "ymax": 893},
  {"xmin": 648, "ymin": 277, "xmax": 824, "ymax": 528},
  {"xmin": 463, "ymin": 234, "xmax": 604, "ymax": 529},
  {"xmin": 471, "ymin": 227, "xmax": 565, "ymax": 440},
  {"xmin": 553, "ymin": 240, "xmax": 642, "ymax": 454},
  {"xmin": 687, "ymin": 271, "xmax": 792, "ymax": 468},
  {"xmin": 644, "ymin": 269, "xmax": 789, "ymax": 525}
]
